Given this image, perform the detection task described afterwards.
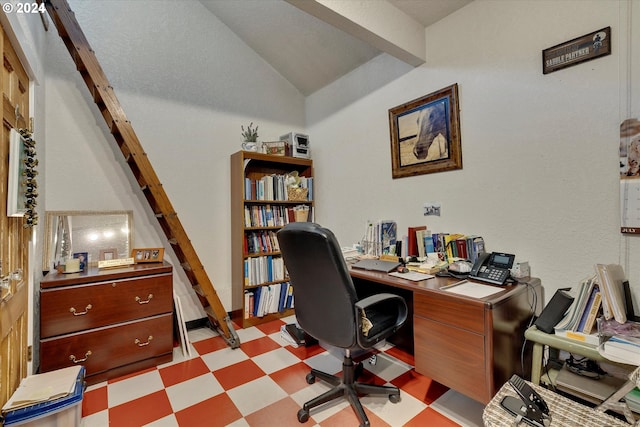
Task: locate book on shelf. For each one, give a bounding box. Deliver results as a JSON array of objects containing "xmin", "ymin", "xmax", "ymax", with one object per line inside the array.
[
  {"xmin": 595, "ymin": 263, "xmax": 627, "ymax": 324},
  {"xmin": 245, "ymin": 282, "xmax": 294, "ymax": 319},
  {"xmin": 554, "ymin": 275, "xmax": 597, "ymax": 332},
  {"xmin": 415, "ymin": 228, "xmax": 427, "ymax": 258},
  {"xmin": 576, "ymin": 282, "xmax": 599, "ymax": 333},
  {"xmin": 581, "ymin": 287, "xmax": 602, "ymax": 334},
  {"xmin": 407, "ymin": 226, "xmax": 427, "ymax": 257},
  {"xmin": 380, "ymin": 220, "xmax": 397, "ymax": 255}
]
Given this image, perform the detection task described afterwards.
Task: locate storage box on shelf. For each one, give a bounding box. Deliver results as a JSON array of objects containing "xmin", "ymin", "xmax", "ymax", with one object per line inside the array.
[
  {"xmin": 39, "ymin": 262, "xmax": 173, "ymax": 385},
  {"xmin": 231, "ymin": 150, "xmax": 314, "ymax": 328}
]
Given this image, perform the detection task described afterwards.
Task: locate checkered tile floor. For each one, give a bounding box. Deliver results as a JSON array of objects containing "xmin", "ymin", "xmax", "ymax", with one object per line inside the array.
[{"xmin": 79, "ymin": 316, "xmax": 484, "ymax": 426}]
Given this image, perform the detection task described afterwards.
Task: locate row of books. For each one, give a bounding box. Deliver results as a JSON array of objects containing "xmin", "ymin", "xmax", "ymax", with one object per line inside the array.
[
  {"xmin": 243, "ymin": 255, "xmax": 286, "ymax": 286},
  {"xmin": 244, "ymin": 204, "xmax": 312, "ymax": 228},
  {"xmin": 403, "ymin": 226, "xmax": 485, "ymax": 263},
  {"xmin": 244, "ymin": 175, "xmax": 313, "ymax": 201},
  {"xmin": 553, "ymin": 264, "xmax": 628, "ymax": 345},
  {"xmin": 244, "ymin": 230, "xmax": 280, "ymax": 255},
  {"xmin": 244, "ymin": 282, "xmax": 294, "ymax": 318},
  {"xmin": 554, "ymin": 275, "xmax": 601, "ymax": 338}
]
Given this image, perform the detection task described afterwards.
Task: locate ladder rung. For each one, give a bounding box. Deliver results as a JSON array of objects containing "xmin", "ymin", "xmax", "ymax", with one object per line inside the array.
[{"xmin": 44, "ymin": 0, "xmax": 239, "ymax": 349}]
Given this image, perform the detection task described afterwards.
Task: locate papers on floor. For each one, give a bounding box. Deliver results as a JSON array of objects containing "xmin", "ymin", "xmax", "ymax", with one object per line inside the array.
[
  {"xmin": 2, "ymin": 366, "xmax": 82, "ymax": 412},
  {"xmin": 280, "ymin": 323, "xmax": 307, "ymax": 348}
]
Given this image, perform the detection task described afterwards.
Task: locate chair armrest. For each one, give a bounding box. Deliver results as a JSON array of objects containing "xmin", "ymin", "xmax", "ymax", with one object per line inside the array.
[
  {"xmin": 355, "ymin": 293, "xmax": 408, "ymax": 348},
  {"xmin": 355, "ymin": 293, "xmax": 406, "ymax": 314}
]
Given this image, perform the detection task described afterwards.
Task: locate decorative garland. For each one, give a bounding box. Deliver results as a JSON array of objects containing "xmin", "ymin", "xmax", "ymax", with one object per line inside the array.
[{"xmin": 19, "ymin": 128, "xmax": 38, "ymax": 228}]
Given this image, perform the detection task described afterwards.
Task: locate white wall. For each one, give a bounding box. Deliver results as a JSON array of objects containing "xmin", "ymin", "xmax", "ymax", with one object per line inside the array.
[
  {"xmin": 42, "ymin": 0, "xmax": 639, "ymax": 323},
  {"xmin": 308, "ymin": 0, "xmax": 640, "ymax": 307},
  {"xmin": 44, "ymin": 0, "xmax": 306, "ymax": 321}
]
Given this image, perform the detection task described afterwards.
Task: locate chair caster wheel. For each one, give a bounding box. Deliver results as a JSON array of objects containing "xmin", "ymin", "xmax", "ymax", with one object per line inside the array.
[
  {"xmin": 389, "ymin": 393, "xmax": 401, "ymax": 404},
  {"xmin": 305, "ymin": 373, "xmax": 316, "ymax": 384},
  {"xmin": 297, "ymin": 408, "xmax": 310, "ymax": 423}
]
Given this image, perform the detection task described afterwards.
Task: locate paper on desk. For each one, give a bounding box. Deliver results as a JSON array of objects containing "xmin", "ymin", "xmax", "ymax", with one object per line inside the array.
[
  {"xmin": 388, "ymin": 271, "xmax": 434, "ymax": 281},
  {"xmin": 2, "ymin": 365, "xmax": 81, "ymax": 412},
  {"xmin": 442, "ymin": 281, "xmax": 504, "ymax": 298}
]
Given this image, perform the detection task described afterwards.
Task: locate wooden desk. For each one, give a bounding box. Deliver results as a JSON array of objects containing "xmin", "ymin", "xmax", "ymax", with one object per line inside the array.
[{"xmin": 349, "ymin": 268, "xmax": 542, "ymax": 404}]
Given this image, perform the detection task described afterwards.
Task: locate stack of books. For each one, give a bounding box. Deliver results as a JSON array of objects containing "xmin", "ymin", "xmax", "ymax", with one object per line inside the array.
[
  {"xmin": 601, "ymin": 334, "xmax": 640, "ymax": 364},
  {"xmin": 402, "ymin": 226, "xmax": 485, "ymax": 263}
]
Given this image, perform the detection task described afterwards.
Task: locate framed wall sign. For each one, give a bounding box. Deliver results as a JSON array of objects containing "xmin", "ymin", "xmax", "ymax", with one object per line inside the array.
[
  {"xmin": 542, "ymin": 27, "xmax": 611, "ymax": 74},
  {"xmin": 389, "ymin": 83, "xmax": 462, "ymax": 179}
]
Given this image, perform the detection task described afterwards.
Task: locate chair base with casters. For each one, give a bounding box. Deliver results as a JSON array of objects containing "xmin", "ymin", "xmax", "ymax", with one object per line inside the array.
[{"xmin": 297, "ymin": 349, "xmax": 401, "ymax": 427}]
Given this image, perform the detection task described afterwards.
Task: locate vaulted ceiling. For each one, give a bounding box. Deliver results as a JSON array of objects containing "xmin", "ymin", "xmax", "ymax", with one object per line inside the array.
[{"xmin": 200, "ymin": 0, "xmax": 473, "ymax": 96}]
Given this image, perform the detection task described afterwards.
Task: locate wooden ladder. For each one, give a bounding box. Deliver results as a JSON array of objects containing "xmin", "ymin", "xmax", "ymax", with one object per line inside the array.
[{"xmin": 41, "ymin": 0, "xmax": 240, "ymax": 348}]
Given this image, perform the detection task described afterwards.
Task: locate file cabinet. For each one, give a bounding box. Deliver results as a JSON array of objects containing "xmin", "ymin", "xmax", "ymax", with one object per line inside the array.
[{"xmin": 40, "ymin": 262, "xmax": 173, "ymax": 385}]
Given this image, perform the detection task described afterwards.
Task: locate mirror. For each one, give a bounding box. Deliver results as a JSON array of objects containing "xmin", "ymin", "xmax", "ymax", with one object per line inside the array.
[{"xmin": 43, "ymin": 210, "xmax": 133, "ymax": 271}]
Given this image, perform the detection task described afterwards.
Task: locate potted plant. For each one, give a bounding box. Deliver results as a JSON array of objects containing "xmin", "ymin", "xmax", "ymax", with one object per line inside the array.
[{"xmin": 241, "ymin": 122, "xmax": 259, "ymax": 151}]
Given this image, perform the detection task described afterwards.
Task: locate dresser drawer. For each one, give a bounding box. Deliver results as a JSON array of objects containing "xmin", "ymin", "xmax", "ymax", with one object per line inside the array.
[
  {"xmin": 41, "ymin": 273, "xmax": 172, "ymax": 338},
  {"xmin": 414, "ymin": 292, "xmax": 485, "ymax": 334},
  {"xmin": 40, "ymin": 313, "xmax": 173, "ymax": 375}
]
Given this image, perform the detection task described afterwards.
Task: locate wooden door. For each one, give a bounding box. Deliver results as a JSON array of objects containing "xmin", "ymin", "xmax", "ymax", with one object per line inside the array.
[{"xmin": 0, "ymin": 26, "xmax": 31, "ymax": 407}]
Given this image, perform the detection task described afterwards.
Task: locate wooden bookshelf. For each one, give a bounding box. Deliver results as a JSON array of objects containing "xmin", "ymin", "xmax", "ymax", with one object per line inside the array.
[{"xmin": 230, "ymin": 151, "xmax": 314, "ymax": 327}]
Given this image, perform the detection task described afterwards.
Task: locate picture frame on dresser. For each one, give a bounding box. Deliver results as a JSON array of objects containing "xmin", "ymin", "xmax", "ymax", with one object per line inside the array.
[
  {"xmin": 99, "ymin": 248, "xmax": 118, "ymax": 261},
  {"xmin": 132, "ymin": 247, "xmax": 164, "ymax": 263}
]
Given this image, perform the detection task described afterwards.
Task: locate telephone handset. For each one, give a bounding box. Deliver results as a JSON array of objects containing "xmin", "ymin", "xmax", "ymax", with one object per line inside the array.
[{"xmin": 469, "ymin": 251, "xmax": 515, "ymax": 285}]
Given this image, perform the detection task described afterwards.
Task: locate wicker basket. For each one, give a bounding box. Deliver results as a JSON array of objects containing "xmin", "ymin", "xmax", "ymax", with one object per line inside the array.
[{"xmin": 287, "ymin": 187, "xmax": 308, "ymax": 201}]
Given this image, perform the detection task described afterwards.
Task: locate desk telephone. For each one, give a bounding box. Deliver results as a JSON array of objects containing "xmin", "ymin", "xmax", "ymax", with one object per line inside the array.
[
  {"xmin": 500, "ymin": 374, "xmax": 551, "ymax": 427},
  {"xmin": 469, "ymin": 252, "xmax": 515, "ymax": 285}
]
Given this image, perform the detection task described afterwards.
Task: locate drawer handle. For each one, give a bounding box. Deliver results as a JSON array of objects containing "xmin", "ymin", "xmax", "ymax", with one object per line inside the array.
[
  {"xmin": 135, "ymin": 335, "xmax": 153, "ymax": 347},
  {"xmin": 135, "ymin": 294, "xmax": 153, "ymax": 304},
  {"xmin": 69, "ymin": 350, "xmax": 92, "ymax": 363},
  {"xmin": 69, "ymin": 304, "xmax": 92, "ymax": 316}
]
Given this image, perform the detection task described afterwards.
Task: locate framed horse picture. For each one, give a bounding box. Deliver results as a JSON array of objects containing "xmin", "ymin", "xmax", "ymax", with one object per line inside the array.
[{"xmin": 389, "ymin": 84, "xmax": 462, "ymax": 179}]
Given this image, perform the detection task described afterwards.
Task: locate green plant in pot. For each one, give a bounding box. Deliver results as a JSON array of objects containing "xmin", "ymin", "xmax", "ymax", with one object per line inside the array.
[{"xmin": 241, "ymin": 122, "xmax": 259, "ymax": 151}]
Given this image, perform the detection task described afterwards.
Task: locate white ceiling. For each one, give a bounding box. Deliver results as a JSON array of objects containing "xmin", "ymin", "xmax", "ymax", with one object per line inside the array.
[{"xmin": 200, "ymin": 0, "xmax": 473, "ymax": 96}]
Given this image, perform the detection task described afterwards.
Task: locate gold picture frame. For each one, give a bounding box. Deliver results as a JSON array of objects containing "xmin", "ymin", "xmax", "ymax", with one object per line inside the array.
[
  {"xmin": 131, "ymin": 247, "xmax": 164, "ymax": 263},
  {"xmin": 389, "ymin": 83, "xmax": 462, "ymax": 179},
  {"xmin": 99, "ymin": 248, "xmax": 119, "ymax": 261}
]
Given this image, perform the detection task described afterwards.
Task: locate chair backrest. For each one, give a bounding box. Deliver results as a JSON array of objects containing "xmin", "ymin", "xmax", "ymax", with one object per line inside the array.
[{"xmin": 277, "ymin": 222, "xmax": 359, "ymax": 349}]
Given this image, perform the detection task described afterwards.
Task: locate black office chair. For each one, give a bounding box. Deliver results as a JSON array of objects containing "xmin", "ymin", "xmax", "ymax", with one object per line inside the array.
[{"xmin": 277, "ymin": 222, "xmax": 408, "ymax": 427}]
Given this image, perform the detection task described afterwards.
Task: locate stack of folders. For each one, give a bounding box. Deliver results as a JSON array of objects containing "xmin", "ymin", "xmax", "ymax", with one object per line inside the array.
[
  {"xmin": 601, "ymin": 334, "xmax": 640, "ymax": 364},
  {"xmin": 554, "ymin": 274, "xmax": 602, "ymax": 345},
  {"xmin": 555, "ymin": 264, "xmax": 635, "ymax": 346}
]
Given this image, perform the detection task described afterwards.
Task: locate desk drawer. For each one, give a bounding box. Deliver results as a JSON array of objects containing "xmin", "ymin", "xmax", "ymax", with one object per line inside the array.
[
  {"xmin": 39, "ymin": 313, "xmax": 173, "ymax": 376},
  {"xmin": 414, "ymin": 292, "xmax": 484, "ymax": 334},
  {"xmin": 414, "ymin": 316, "xmax": 489, "ymax": 403},
  {"xmin": 41, "ymin": 273, "xmax": 172, "ymax": 338}
]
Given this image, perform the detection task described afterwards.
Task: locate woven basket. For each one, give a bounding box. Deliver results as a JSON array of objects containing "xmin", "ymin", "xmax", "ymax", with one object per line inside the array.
[{"xmin": 287, "ymin": 187, "xmax": 308, "ymax": 201}]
